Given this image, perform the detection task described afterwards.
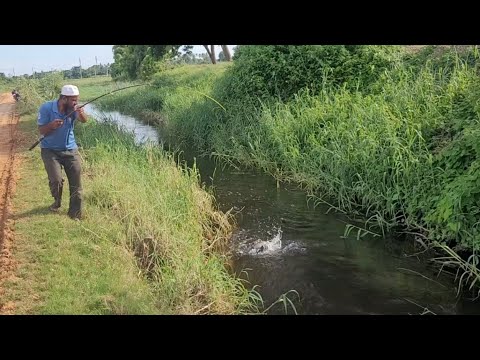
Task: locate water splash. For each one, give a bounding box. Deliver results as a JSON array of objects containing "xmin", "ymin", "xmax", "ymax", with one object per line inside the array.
[
  {"xmin": 248, "ymin": 228, "xmax": 283, "ymax": 255},
  {"xmin": 234, "ymin": 228, "xmax": 283, "ymax": 256}
]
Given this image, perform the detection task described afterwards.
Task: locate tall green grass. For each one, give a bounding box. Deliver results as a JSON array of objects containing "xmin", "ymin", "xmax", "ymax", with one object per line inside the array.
[
  {"xmin": 97, "ymin": 49, "xmax": 480, "ymax": 255},
  {"xmin": 76, "ymin": 119, "xmax": 255, "ymax": 313},
  {"xmin": 6, "ymin": 115, "xmax": 160, "ymax": 314}
]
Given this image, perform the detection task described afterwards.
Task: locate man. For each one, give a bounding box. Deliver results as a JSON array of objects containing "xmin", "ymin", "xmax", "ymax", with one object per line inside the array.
[
  {"xmin": 37, "ymin": 84, "xmax": 88, "ymax": 220},
  {"xmin": 11, "ymin": 89, "xmax": 20, "ymax": 101}
]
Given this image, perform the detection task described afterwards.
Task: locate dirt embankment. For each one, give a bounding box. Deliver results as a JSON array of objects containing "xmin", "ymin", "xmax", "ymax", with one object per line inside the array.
[{"xmin": 0, "ymin": 93, "xmax": 21, "ymax": 314}]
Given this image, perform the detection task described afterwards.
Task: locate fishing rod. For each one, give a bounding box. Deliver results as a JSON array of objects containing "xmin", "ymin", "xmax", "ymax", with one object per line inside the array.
[{"xmin": 28, "ymin": 83, "xmax": 147, "ymax": 151}]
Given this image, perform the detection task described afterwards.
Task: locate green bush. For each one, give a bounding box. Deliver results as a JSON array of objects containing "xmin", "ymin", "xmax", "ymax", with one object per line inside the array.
[
  {"xmin": 404, "ymin": 45, "xmax": 479, "ymax": 76},
  {"xmin": 218, "ymin": 45, "xmax": 405, "ymax": 102}
]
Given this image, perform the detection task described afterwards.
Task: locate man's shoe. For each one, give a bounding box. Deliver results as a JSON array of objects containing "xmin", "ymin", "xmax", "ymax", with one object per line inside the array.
[
  {"xmin": 68, "ymin": 212, "xmax": 83, "ymax": 221},
  {"xmin": 49, "ymin": 203, "xmax": 61, "ymax": 212}
]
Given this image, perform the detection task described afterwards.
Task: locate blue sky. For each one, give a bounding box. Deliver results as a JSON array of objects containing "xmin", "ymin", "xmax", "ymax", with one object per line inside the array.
[
  {"xmin": 0, "ymin": 45, "xmax": 236, "ymax": 77},
  {"xmin": 0, "ymin": 45, "xmax": 114, "ymax": 77}
]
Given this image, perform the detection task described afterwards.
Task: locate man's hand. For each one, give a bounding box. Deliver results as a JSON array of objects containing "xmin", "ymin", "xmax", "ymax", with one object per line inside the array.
[
  {"xmin": 38, "ymin": 118, "xmax": 64, "ymax": 136},
  {"xmin": 75, "ymin": 106, "xmax": 88, "ymax": 123},
  {"xmin": 76, "ymin": 107, "xmax": 85, "ymax": 115},
  {"xmin": 51, "ymin": 119, "xmax": 64, "ymax": 130}
]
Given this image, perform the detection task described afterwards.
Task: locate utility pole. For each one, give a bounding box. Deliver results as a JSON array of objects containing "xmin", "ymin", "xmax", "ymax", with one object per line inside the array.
[
  {"xmin": 12, "ymin": 67, "xmax": 15, "ymax": 77},
  {"xmin": 95, "ymin": 56, "xmax": 97, "ymax": 77},
  {"xmin": 79, "ymin": 58, "xmax": 82, "ymax": 79}
]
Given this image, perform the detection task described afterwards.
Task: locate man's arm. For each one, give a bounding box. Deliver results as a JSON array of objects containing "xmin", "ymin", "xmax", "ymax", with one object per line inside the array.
[
  {"xmin": 75, "ymin": 107, "xmax": 88, "ymax": 123},
  {"xmin": 37, "ymin": 103, "xmax": 63, "ymax": 136},
  {"xmin": 38, "ymin": 119, "xmax": 64, "ymax": 136}
]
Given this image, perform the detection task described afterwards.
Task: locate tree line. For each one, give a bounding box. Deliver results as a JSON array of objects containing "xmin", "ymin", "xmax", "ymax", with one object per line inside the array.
[
  {"xmin": 110, "ymin": 45, "xmax": 234, "ymax": 81},
  {"xmin": 1, "ymin": 45, "xmax": 232, "ymax": 82}
]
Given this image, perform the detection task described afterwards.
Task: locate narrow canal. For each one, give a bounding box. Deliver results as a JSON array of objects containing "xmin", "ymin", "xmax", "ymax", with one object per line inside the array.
[{"xmin": 85, "ymin": 104, "xmax": 479, "ymax": 315}]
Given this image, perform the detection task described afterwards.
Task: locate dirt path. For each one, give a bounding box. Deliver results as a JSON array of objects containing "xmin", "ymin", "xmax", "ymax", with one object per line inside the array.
[{"xmin": 0, "ymin": 92, "xmax": 20, "ymax": 314}]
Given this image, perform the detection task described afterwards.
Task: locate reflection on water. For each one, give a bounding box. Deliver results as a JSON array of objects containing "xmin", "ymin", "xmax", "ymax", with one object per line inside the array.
[
  {"xmin": 84, "ymin": 104, "xmax": 160, "ymax": 146},
  {"xmin": 85, "ymin": 104, "xmax": 480, "ymax": 315}
]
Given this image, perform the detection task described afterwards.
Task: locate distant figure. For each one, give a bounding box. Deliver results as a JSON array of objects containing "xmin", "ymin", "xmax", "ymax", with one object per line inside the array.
[{"xmin": 11, "ymin": 89, "xmax": 20, "ymax": 102}]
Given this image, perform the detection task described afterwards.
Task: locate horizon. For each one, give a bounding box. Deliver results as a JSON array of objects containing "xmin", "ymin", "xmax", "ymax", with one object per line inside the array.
[{"xmin": 0, "ymin": 45, "xmax": 236, "ymax": 77}]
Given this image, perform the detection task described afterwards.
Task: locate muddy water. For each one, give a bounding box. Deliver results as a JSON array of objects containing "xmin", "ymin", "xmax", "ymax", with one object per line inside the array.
[{"xmin": 85, "ymin": 104, "xmax": 480, "ymax": 315}]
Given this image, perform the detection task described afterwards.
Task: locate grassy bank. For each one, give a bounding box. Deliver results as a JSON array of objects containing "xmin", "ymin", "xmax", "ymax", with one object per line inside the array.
[
  {"xmin": 2, "ymin": 77, "xmax": 256, "ymax": 314},
  {"xmin": 99, "ymin": 52, "xmax": 480, "ymax": 252},
  {"xmin": 96, "ymin": 47, "xmax": 480, "ymax": 299}
]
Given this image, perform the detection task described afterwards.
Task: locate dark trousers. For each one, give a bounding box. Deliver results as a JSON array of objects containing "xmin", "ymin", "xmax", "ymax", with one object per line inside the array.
[{"xmin": 41, "ymin": 148, "xmax": 83, "ymax": 218}]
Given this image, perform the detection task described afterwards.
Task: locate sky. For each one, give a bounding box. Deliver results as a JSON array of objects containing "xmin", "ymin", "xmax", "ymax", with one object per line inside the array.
[{"xmin": 0, "ymin": 45, "xmax": 236, "ymax": 77}]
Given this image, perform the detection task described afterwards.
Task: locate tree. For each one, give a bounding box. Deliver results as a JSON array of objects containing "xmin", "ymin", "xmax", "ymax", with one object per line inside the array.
[
  {"xmin": 203, "ymin": 45, "xmax": 216, "ymax": 64},
  {"xmin": 110, "ymin": 45, "xmax": 183, "ymax": 80},
  {"xmin": 109, "ymin": 45, "xmax": 231, "ymax": 80},
  {"xmin": 221, "ymin": 45, "xmax": 232, "ymax": 61},
  {"xmin": 182, "ymin": 45, "xmax": 194, "ymax": 55},
  {"xmin": 203, "ymin": 45, "xmax": 232, "ymax": 64},
  {"xmin": 150, "ymin": 45, "xmax": 182, "ymax": 59}
]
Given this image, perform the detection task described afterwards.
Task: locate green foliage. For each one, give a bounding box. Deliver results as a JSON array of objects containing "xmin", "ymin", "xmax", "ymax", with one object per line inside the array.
[
  {"xmin": 110, "ymin": 45, "xmax": 181, "ymax": 81},
  {"xmin": 13, "ymin": 72, "xmax": 64, "ymax": 113},
  {"xmin": 341, "ymin": 45, "xmax": 406, "ymax": 91},
  {"xmin": 404, "ymin": 45, "xmax": 479, "ymax": 77},
  {"xmin": 219, "ymin": 45, "xmax": 405, "ymax": 102},
  {"xmin": 0, "ymin": 75, "xmax": 13, "ymax": 93},
  {"xmin": 98, "ymin": 48, "xmax": 480, "ymax": 253},
  {"xmin": 139, "ymin": 50, "xmax": 160, "ymax": 81},
  {"xmin": 421, "ymin": 75, "xmax": 480, "ymax": 248}
]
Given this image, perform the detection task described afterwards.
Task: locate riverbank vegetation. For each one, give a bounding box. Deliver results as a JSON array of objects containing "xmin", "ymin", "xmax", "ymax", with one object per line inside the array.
[{"xmin": 98, "ymin": 45, "xmax": 480, "ymax": 298}]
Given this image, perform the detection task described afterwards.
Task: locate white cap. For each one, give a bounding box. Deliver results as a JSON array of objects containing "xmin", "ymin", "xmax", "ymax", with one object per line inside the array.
[{"xmin": 61, "ymin": 85, "xmax": 79, "ymax": 96}]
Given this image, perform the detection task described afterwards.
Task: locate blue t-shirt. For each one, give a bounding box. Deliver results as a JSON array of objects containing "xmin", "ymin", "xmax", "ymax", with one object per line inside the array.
[{"xmin": 37, "ymin": 100, "xmax": 79, "ymax": 150}]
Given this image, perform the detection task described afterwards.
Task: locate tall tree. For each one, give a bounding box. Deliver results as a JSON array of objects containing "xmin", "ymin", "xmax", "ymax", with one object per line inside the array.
[
  {"xmin": 221, "ymin": 45, "xmax": 232, "ymax": 61},
  {"xmin": 111, "ymin": 45, "xmax": 182, "ymax": 80},
  {"xmin": 203, "ymin": 45, "xmax": 232, "ymax": 64},
  {"xmin": 203, "ymin": 45, "xmax": 216, "ymax": 64}
]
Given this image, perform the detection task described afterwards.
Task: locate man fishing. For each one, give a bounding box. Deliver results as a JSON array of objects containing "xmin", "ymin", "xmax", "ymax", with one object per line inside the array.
[{"xmin": 37, "ymin": 84, "xmax": 88, "ymax": 220}]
